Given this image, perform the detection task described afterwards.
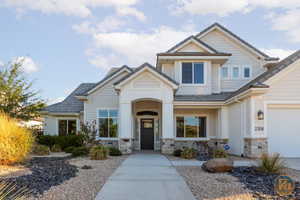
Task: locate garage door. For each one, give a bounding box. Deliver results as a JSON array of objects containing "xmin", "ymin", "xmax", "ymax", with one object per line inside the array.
[{"xmin": 268, "ymin": 107, "xmax": 300, "ymax": 157}]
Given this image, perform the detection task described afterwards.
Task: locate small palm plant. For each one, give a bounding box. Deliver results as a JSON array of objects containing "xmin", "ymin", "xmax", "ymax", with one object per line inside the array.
[
  {"xmin": 0, "ymin": 182, "xmax": 31, "ymax": 200},
  {"xmin": 257, "ymin": 153, "xmax": 286, "ymax": 174}
]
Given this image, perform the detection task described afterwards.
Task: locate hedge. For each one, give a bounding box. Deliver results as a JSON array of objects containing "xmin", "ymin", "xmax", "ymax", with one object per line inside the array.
[{"xmin": 36, "ymin": 135, "xmax": 85, "ymax": 150}]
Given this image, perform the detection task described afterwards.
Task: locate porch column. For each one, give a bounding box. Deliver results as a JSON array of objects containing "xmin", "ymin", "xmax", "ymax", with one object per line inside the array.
[
  {"xmin": 161, "ymin": 102, "xmax": 174, "ymax": 154},
  {"xmin": 219, "ymin": 106, "xmax": 229, "ymax": 139},
  {"xmin": 119, "ymin": 102, "xmax": 132, "ymax": 154}
]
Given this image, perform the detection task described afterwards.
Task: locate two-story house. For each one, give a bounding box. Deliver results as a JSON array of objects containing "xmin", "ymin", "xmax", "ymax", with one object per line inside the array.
[{"xmin": 42, "ymin": 23, "xmax": 300, "ymax": 158}]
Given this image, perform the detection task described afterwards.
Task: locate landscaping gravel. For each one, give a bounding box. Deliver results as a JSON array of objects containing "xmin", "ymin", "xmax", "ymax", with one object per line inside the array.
[
  {"xmin": 176, "ymin": 165, "xmax": 300, "ymax": 200},
  {"xmin": 176, "ymin": 166, "xmax": 252, "ymax": 200},
  {"xmin": 30, "ymin": 156, "xmax": 127, "ymax": 200},
  {"xmin": 1, "ymin": 157, "xmax": 78, "ymax": 197}
]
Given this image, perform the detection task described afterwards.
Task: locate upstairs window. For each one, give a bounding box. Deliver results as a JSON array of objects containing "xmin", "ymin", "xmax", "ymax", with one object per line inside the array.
[
  {"xmin": 58, "ymin": 119, "xmax": 77, "ymax": 136},
  {"xmin": 221, "ymin": 66, "xmax": 229, "ymax": 79},
  {"xmin": 182, "ymin": 62, "xmax": 204, "ymax": 84},
  {"xmin": 232, "ymin": 66, "xmax": 240, "ymax": 79},
  {"xmin": 243, "ymin": 66, "xmax": 251, "ymax": 78},
  {"xmin": 98, "ymin": 109, "xmax": 118, "ymax": 138}
]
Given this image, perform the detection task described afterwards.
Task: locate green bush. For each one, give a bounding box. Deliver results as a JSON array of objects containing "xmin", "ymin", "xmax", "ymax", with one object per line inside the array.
[
  {"xmin": 64, "ymin": 146, "xmax": 76, "ymax": 153},
  {"xmin": 32, "ymin": 144, "xmax": 50, "ymax": 156},
  {"xmin": 71, "ymin": 146, "xmax": 89, "ymax": 157},
  {"xmin": 173, "ymin": 149, "xmax": 182, "ymax": 157},
  {"xmin": 37, "ymin": 135, "xmax": 85, "ymax": 150},
  {"xmin": 257, "ymin": 153, "xmax": 285, "ymax": 174},
  {"xmin": 213, "ymin": 149, "xmax": 228, "ymax": 158},
  {"xmin": 181, "ymin": 148, "xmax": 197, "ymax": 159},
  {"xmin": 90, "ymin": 145, "xmax": 108, "ymax": 160},
  {"xmin": 51, "ymin": 144, "xmax": 62, "ymax": 152},
  {"xmin": 0, "ymin": 113, "xmax": 34, "ymax": 165},
  {"xmin": 109, "ymin": 147, "xmax": 122, "ymax": 156}
]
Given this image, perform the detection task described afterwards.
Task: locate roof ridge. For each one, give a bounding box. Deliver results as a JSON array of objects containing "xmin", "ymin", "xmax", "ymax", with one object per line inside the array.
[
  {"xmin": 165, "ymin": 35, "xmax": 219, "ymax": 53},
  {"xmin": 196, "ymin": 22, "xmax": 279, "ymax": 60}
]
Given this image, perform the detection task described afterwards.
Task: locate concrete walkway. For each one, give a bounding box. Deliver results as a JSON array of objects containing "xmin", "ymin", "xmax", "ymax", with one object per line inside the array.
[
  {"xmin": 95, "ymin": 153, "xmax": 196, "ymax": 200},
  {"xmin": 284, "ymin": 158, "xmax": 300, "ymax": 170}
]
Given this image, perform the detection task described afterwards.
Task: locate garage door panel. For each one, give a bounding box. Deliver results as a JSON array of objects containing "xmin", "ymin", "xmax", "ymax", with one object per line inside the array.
[{"xmin": 268, "ymin": 107, "xmax": 300, "ymax": 157}]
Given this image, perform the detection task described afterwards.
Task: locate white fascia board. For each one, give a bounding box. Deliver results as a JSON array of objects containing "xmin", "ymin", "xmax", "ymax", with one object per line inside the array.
[
  {"xmin": 225, "ymin": 88, "xmax": 268, "ymax": 105},
  {"xmin": 87, "ymin": 68, "xmax": 132, "ymax": 95},
  {"xmin": 114, "ymin": 66, "xmax": 178, "ymax": 90},
  {"xmin": 157, "ymin": 56, "xmax": 230, "ymax": 60},
  {"xmin": 169, "ymin": 38, "xmax": 215, "ymax": 54},
  {"xmin": 197, "ymin": 26, "xmax": 268, "ymax": 59}
]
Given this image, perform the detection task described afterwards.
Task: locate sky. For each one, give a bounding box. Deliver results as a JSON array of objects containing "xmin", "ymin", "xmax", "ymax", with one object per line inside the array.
[{"xmin": 0, "ymin": 0, "xmax": 299, "ymax": 105}]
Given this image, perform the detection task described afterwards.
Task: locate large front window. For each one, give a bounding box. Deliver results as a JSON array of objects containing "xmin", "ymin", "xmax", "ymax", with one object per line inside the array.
[
  {"xmin": 58, "ymin": 119, "xmax": 77, "ymax": 136},
  {"xmin": 182, "ymin": 62, "xmax": 204, "ymax": 84},
  {"xmin": 98, "ymin": 109, "xmax": 118, "ymax": 138},
  {"xmin": 176, "ymin": 116, "xmax": 206, "ymax": 138}
]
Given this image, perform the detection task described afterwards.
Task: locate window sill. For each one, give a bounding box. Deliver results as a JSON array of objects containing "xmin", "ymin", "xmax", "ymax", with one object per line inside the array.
[
  {"xmin": 181, "ymin": 84, "xmax": 206, "ymax": 86},
  {"xmin": 175, "ymin": 137, "xmax": 209, "ymax": 141},
  {"xmin": 95, "ymin": 137, "xmax": 119, "ymax": 141}
]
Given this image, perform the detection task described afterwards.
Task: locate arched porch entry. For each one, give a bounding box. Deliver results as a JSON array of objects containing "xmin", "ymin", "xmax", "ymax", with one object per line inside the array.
[{"xmin": 132, "ymin": 99, "xmax": 162, "ymax": 151}]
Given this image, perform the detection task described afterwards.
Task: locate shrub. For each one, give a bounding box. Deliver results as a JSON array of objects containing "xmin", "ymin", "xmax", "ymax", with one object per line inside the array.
[
  {"xmin": 257, "ymin": 153, "xmax": 285, "ymax": 174},
  {"xmin": 51, "ymin": 144, "xmax": 62, "ymax": 152},
  {"xmin": 173, "ymin": 149, "xmax": 182, "ymax": 157},
  {"xmin": 64, "ymin": 146, "xmax": 76, "ymax": 153},
  {"xmin": 0, "ymin": 113, "xmax": 34, "ymax": 165},
  {"xmin": 71, "ymin": 146, "xmax": 89, "ymax": 157},
  {"xmin": 32, "ymin": 144, "xmax": 50, "ymax": 156},
  {"xmin": 37, "ymin": 135, "xmax": 85, "ymax": 150},
  {"xmin": 90, "ymin": 145, "xmax": 108, "ymax": 160},
  {"xmin": 180, "ymin": 148, "xmax": 197, "ymax": 159},
  {"xmin": 213, "ymin": 149, "xmax": 228, "ymax": 158},
  {"xmin": 109, "ymin": 147, "xmax": 122, "ymax": 156}
]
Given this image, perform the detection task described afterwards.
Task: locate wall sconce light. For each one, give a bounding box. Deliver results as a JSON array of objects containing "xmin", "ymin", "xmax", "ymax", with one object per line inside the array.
[{"xmin": 257, "ymin": 110, "xmax": 264, "ymax": 120}]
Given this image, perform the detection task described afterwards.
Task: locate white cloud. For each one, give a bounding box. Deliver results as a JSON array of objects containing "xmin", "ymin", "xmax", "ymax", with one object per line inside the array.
[
  {"xmin": 115, "ymin": 6, "xmax": 146, "ymax": 21},
  {"xmin": 90, "ymin": 26, "xmax": 192, "ymax": 68},
  {"xmin": 268, "ymin": 9, "xmax": 300, "ymax": 43},
  {"xmin": 172, "ymin": 0, "xmax": 249, "ymax": 17},
  {"xmin": 73, "ymin": 16, "xmax": 126, "ymax": 34},
  {"xmin": 3, "ymin": 0, "xmax": 145, "ymax": 20},
  {"xmin": 13, "ymin": 56, "xmax": 39, "ymax": 73},
  {"xmin": 261, "ymin": 48, "xmax": 296, "ymax": 60},
  {"xmin": 0, "ymin": 60, "xmax": 4, "ymax": 67},
  {"xmin": 171, "ymin": 0, "xmax": 300, "ymax": 43}
]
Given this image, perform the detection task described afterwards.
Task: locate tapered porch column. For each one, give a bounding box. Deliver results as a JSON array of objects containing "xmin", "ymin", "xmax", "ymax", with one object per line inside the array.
[
  {"xmin": 119, "ymin": 102, "xmax": 132, "ymax": 154},
  {"xmin": 161, "ymin": 102, "xmax": 174, "ymax": 154}
]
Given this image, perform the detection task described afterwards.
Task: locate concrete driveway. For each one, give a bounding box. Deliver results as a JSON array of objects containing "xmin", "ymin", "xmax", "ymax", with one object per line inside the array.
[
  {"xmin": 284, "ymin": 158, "xmax": 300, "ymax": 170},
  {"xmin": 95, "ymin": 153, "xmax": 196, "ymax": 200}
]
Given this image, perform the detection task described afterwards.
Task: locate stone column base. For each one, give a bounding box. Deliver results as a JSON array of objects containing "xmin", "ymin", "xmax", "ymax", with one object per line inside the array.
[
  {"xmin": 244, "ymin": 138, "xmax": 268, "ymax": 158},
  {"xmin": 161, "ymin": 139, "xmax": 175, "ymax": 154},
  {"xmin": 119, "ymin": 138, "xmax": 133, "ymax": 154}
]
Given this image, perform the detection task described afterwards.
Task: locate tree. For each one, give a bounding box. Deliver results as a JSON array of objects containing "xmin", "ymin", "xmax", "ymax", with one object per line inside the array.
[{"xmin": 0, "ymin": 60, "xmax": 45, "ymax": 120}]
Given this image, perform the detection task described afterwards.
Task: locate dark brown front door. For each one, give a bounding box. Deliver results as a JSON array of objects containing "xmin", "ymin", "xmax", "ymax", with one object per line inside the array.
[{"xmin": 141, "ymin": 119, "xmax": 154, "ymax": 150}]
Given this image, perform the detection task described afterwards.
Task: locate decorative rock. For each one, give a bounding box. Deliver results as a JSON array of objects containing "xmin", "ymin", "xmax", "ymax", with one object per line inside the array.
[
  {"xmin": 81, "ymin": 165, "xmax": 92, "ymax": 170},
  {"xmin": 202, "ymin": 158, "xmax": 233, "ymax": 173}
]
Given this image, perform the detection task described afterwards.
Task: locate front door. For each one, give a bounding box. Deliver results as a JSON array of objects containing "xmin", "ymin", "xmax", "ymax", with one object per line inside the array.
[{"xmin": 141, "ymin": 119, "xmax": 154, "ymax": 150}]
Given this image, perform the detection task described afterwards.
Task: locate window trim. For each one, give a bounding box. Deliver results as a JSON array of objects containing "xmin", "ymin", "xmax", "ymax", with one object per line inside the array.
[
  {"xmin": 181, "ymin": 62, "xmax": 206, "ymax": 86},
  {"xmin": 232, "ymin": 66, "xmax": 241, "ymax": 79},
  {"xmin": 175, "ymin": 114, "xmax": 209, "ymax": 140},
  {"xmin": 242, "ymin": 66, "xmax": 252, "ymax": 79},
  {"xmin": 220, "ymin": 66, "xmax": 230, "ymax": 80},
  {"xmin": 96, "ymin": 108, "xmax": 119, "ymax": 140},
  {"xmin": 57, "ymin": 118, "xmax": 78, "ymax": 136}
]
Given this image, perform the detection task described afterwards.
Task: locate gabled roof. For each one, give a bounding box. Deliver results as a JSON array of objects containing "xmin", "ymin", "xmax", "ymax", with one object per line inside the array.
[
  {"xmin": 43, "ymin": 83, "xmax": 95, "ymax": 114},
  {"xmin": 81, "ymin": 65, "xmax": 133, "ymax": 96},
  {"xmin": 175, "ymin": 92, "xmax": 233, "ymax": 102},
  {"xmin": 166, "ymin": 35, "xmax": 222, "ymax": 54},
  {"xmin": 226, "ymin": 50, "xmax": 300, "ymax": 100},
  {"xmin": 196, "ymin": 23, "xmax": 279, "ymax": 61},
  {"xmin": 114, "ymin": 63, "xmax": 179, "ymax": 89}
]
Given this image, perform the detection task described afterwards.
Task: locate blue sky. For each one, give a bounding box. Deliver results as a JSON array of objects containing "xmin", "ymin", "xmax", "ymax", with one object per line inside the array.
[{"xmin": 0, "ymin": 0, "xmax": 299, "ymax": 104}]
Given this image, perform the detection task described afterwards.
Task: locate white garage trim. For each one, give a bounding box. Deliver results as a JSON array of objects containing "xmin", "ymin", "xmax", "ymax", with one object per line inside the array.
[{"xmin": 264, "ymin": 100, "xmax": 300, "ymax": 139}]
